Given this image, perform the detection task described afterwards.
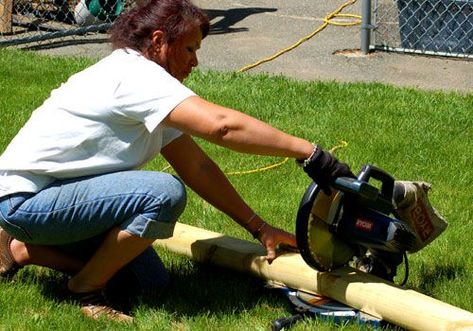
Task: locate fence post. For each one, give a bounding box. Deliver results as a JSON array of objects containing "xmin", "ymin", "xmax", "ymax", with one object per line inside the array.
[
  {"xmin": 0, "ymin": 0, "xmax": 13, "ymax": 34},
  {"xmin": 361, "ymin": 0, "xmax": 372, "ymax": 54}
]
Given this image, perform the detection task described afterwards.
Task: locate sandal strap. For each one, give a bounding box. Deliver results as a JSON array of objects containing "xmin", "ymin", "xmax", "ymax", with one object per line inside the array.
[{"xmin": 0, "ymin": 227, "xmax": 23, "ymax": 279}]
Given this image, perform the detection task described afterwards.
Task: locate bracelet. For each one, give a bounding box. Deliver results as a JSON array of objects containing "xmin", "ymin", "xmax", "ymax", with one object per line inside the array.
[
  {"xmin": 295, "ymin": 144, "xmax": 318, "ymax": 168},
  {"xmin": 252, "ymin": 221, "xmax": 267, "ymax": 240}
]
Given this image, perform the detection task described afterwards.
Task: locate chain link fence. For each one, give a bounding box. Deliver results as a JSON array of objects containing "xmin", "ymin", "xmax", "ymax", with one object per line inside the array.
[
  {"xmin": 1, "ymin": 0, "xmax": 472, "ymax": 58},
  {"xmin": 0, "ymin": 0, "xmax": 130, "ymax": 48},
  {"xmin": 372, "ymin": 0, "xmax": 473, "ymax": 58}
]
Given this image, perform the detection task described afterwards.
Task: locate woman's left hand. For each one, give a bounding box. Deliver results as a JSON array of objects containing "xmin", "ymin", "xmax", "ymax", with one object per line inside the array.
[{"xmin": 256, "ymin": 223, "xmax": 297, "ymax": 264}]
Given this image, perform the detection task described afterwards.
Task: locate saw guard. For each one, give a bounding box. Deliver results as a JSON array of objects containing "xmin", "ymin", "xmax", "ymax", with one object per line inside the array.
[{"xmin": 296, "ymin": 182, "xmax": 355, "ymax": 272}]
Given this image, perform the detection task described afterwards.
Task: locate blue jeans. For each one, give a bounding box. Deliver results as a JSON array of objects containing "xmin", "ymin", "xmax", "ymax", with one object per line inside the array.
[{"xmin": 0, "ymin": 170, "xmax": 187, "ymax": 295}]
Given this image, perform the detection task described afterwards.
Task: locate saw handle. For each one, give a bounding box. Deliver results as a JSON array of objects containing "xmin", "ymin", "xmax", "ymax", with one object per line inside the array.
[
  {"xmin": 271, "ymin": 313, "xmax": 305, "ymax": 331},
  {"xmin": 333, "ymin": 177, "xmax": 380, "ymax": 201},
  {"xmin": 357, "ymin": 164, "xmax": 395, "ymax": 202}
]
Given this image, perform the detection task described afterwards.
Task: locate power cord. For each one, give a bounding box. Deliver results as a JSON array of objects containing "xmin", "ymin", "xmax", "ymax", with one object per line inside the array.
[{"xmin": 237, "ymin": 0, "xmax": 361, "ymax": 73}]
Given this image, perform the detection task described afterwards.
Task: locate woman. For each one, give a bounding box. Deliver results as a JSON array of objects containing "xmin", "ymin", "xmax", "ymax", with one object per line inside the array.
[{"xmin": 0, "ymin": 0, "xmax": 353, "ymax": 322}]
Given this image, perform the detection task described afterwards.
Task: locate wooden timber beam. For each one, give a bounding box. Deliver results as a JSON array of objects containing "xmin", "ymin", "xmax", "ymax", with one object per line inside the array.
[{"xmin": 154, "ymin": 222, "xmax": 473, "ymax": 330}]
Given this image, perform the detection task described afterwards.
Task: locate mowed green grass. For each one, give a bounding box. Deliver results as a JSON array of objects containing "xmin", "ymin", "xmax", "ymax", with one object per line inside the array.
[{"xmin": 0, "ymin": 49, "xmax": 472, "ymax": 330}]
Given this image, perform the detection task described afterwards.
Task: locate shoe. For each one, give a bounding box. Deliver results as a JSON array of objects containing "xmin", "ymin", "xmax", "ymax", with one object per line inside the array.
[
  {"xmin": 393, "ymin": 181, "xmax": 448, "ymax": 252},
  {"xmin": 0, "ymin": 227, "xmax": 23, "ymax": 280},
  {"xmin": 73, "ymin": 288, "xmax": 134, "ymax": 323}
]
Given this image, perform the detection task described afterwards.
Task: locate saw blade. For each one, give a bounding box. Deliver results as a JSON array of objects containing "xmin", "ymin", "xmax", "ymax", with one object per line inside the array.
[
  {"xmin": 305, "ymin": 189, "xmax": 355, "ymax": 271},
  {"xmin": 295, "ymin": 290, "xmax": 354, "ymax": 311}
]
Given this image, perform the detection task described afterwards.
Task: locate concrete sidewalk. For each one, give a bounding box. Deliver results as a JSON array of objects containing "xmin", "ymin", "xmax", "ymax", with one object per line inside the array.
[{"xmin": 36, "ymin": 0, "xmax": 472, "ymax": 93}]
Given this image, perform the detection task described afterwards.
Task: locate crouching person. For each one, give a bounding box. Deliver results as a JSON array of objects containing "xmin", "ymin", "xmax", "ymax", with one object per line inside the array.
[{"xmin": 0, "ymin": 0, "xmax": 353, "ymax": 322}]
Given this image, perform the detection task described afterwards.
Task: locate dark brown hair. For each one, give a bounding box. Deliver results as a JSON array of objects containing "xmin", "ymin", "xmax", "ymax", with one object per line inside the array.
[{"xmin": 109, "ymin": 0, "xmax": 209, "ymax": 52}]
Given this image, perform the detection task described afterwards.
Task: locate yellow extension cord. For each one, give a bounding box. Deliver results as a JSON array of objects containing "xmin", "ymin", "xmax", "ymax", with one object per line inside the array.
[
  {"xmin": 226, "ymin": 141, "xmax": 348, "ymax": 176},
  {"xmin": 161, "ymin": 141, "xmax": 348, "ymax": 175},
  {"xmin": 237, "ymin": 0, "xmax": 361, "ymax": 73}
]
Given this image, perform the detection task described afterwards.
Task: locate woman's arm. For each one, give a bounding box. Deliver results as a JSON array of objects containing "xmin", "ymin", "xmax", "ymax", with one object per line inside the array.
[
  {"xmin": 161, "ymin": 134, "xmax": 297, "ymax": 262},
  {"xmin": 163, "ymin": 95, "xmax": 354, "ymax": 203},
  {"xmin": 163, "ymin": 96, "xmax": 315, "ymax": 159}
]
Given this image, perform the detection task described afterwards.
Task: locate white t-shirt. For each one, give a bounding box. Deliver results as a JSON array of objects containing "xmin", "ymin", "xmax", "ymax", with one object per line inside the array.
[{"xmin": 0, "ymin": 48, "xmax": 195, "ymax": 198}]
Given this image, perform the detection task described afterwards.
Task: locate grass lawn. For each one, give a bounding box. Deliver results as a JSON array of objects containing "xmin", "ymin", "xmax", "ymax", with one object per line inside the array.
[{"xmin": 0, "ymin": 49, "xmax": 472, "ymax": 330}]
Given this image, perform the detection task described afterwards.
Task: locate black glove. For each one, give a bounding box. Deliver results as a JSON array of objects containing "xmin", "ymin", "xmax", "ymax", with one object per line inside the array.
[{"xmin": 297, "ymin": 145, "xmax": 355, "ymax": 194}]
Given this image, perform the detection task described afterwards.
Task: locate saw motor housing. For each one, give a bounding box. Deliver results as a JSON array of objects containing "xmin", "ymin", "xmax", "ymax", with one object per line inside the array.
[{"xmin": 296, "ymin": 164, "xmax": 417, "ymax": 272}]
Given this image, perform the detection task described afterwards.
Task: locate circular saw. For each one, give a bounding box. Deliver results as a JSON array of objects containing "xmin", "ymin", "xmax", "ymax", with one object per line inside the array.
[{"xmin": 296, "ymin": 164, "xmax": 417, "ymax": 272}]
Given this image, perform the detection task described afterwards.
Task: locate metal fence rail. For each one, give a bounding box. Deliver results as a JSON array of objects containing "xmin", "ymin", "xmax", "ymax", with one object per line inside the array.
[{"xmin": 371, "ymin": 0, "xmax": 473, "ymax": 58}]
